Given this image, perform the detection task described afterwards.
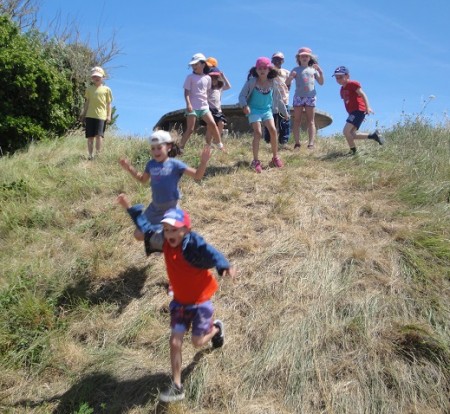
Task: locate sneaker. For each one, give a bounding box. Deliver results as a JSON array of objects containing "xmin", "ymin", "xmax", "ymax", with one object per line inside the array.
[
  {"xmin": 88, "ymin": 155, "xmax": 94, "ymax": 160},
  {"xmin": 159, "ymin": 382, "xmax": 185, "ymax": 402},
  {"xmin": 294, "ymin": 143, "xmax": 301, "ymax": 150},
  {"xmin": 216, "ymin": 142, "xmax": 224, "ymax": 150},
  {"xmin": 368, "ymin": 130, "xmax": 385, "ymax": 145},
  {"xmin": 251, "ymin": 159, "xmax": 262, "ymax": 173},
  {"xmin": 211, "ymin": 319, "xmax": 224, "ymax": 348},
  {"xmin": 270, "ymin": 156, "xmax": 283, "ymax": 168}
]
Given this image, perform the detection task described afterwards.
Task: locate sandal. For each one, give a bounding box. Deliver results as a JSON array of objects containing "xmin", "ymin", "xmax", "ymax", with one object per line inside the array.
[
  {"xmin": 307, "ymin": 144, "xmax": 314, "ymax": 149},
  {"xmin": 294, "ymin": 143, "xmax": 301, "ymax": 150}
]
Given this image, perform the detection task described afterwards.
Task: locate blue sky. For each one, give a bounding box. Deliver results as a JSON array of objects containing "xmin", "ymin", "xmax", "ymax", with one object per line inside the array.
[{"xmin": 39, "ymin": 0, "xmax": 450, "ymax": 137}]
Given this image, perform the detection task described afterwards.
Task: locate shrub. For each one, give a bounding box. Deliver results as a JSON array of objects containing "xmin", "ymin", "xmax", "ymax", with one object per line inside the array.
[{"xmin": 0, "ymin": 16, "xmax": 75, "ymax": 153}]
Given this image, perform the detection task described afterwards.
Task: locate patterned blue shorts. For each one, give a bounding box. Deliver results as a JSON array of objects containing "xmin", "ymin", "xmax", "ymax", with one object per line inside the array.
[{"xmin": 169, "ymin": 300, "xmax": 214, "ymax": 336}]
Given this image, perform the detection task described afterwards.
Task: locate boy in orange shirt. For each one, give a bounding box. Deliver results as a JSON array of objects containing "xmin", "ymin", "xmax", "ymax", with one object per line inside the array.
[{"xmin": 117, "ymin": 194, "xmax": 236, "ymax": 402}]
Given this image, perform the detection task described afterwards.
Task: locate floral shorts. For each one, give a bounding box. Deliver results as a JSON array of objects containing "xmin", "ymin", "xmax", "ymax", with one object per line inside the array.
[
  {"xmin": 169, "ymin": 300, "xmax": 214, "ymax": 336},
  {"xmin": 293, "ymin": 96, "xmax": 317, "ymax": 107}
]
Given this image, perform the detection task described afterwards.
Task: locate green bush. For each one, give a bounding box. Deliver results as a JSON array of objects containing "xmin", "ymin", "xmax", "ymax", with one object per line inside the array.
[{"xmin": 0, "ymin": 16, "xmax": 75, "ymax": 153}]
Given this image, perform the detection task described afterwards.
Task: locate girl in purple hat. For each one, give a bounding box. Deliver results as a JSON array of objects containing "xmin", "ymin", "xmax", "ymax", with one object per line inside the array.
[{"xmin": 238, "ymin": 57, "xmax": 289, "ymax": 173}]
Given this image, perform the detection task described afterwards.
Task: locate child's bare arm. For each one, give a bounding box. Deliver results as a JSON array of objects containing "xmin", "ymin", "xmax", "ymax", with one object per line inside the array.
[
  {"xmin": 119, "ymin": 158, "xmax": 150, "ymax": 183},
  {"xmin": 184, "ymin": 89, "xmax": 192, "ymax": 113},
  {"xmin": 313, "ymin": 64, "xmax": 324, "ymax": 85},
  {"xmin": 356, "ymin": 88, "xmax": 374, "ymax": 114}
]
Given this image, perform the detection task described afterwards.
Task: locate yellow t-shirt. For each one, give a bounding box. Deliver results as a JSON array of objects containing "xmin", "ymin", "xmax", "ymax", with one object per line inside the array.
[{"xmin": 85, "ymin": 84, "xmax": 113, "ymax": 120}]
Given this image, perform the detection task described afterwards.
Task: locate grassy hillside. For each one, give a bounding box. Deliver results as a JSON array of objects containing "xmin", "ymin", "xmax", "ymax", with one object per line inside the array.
[{"xmin": 1, "ymin": 121, "xmax": 449, "ymax": 414}]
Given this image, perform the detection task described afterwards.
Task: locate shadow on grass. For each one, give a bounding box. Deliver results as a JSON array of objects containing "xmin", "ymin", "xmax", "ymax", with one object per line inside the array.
[
  {"xmin": 57, "ymin": 265, "xmax": 150, "ymax": 316},
  {"xmin": 204, "ymin": 160, "xmax": 250, "ymax": 177},
  {"xmin": 12, "ymin": 349, "xmax": 212, "ymax": 413},
  {"xmin": 319, "ymin": 150, "xmax": 354, "ymax": 161}
]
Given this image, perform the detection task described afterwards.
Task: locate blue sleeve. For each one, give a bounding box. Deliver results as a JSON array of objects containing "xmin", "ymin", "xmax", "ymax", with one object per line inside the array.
[
  {"xmin": 126, "ymin": 204, "xmax": 164, "ymax": 253},
  {"xmin": 182, "ymin": 232, "xmax": 230, "ymax": 275}
]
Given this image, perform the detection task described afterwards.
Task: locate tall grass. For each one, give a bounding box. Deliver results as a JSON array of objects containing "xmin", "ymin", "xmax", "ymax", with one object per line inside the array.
[{"xmin": 0, "ymin": 123, "xmax": 449, "ymax": 413}]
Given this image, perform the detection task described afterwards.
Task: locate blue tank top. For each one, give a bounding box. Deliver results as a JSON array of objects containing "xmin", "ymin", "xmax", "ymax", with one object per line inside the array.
[{"xmin": 248, "ymin": 86, "xmax": 273, "ymax": 113}]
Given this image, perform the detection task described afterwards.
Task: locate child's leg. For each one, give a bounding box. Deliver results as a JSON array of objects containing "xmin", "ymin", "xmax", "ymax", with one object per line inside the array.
[
  {"xmin": 305, "ymin": 106, "xmax": 316, "ymax": 147},
  {"xmin": 87, "ymin": 137, "xmax": 94, "ymax": 158},
  {"xmin": 116, "ymin": 194, "xmax": 161, "ymax": 241},
  {"xmin": 169, "ymin": 332, "xmax": 185, "ymax": 387},
  {"xmin": 202, "ymin": 112, "xmax": 222, "ymax": 146},
  {"xmin": 190, "ymin": 301, "xmax": 222, "ymax": 348},
  {"xmin": 95, "ymin": 134, "xmax": 103, "ymax": 154},
  {"xmin": 343, "ymin": 123, "xmax": 369, "ymax": 149},
  {"xmin": 263, "ymin": 118, "xmax": 279, "ymax": 158},
  {"xmin": 293, "ymin": 106, "xmax": 304, "ymax": 146},
  {"xmin": 179, "ymin": 115, "xmax": 196, "ymax": 149},
  {"xmin": 251, "ymin": 122, "xmax": 263, "ymax": 160}
]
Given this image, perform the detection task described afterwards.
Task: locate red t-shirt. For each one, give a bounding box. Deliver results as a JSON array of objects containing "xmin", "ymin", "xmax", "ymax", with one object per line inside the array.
[
  {"xmin": 340, "ymin": 80, "xmax": 366, "ymax": 113},
  {"xmin": 163, "ymin": 242, "xmax": 219, "ymax": 305}
]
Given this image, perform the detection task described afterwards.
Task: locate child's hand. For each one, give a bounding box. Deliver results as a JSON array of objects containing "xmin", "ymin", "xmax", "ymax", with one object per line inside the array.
[
  {"xmin": 223, "ymin": 266, "xmax": 237, "ymax": 278},
  {"xmin": 187, "ymin": 104, "xmax": 193, "ymax": 113},
  {"xmin": 243, "ymin": 106, "xmax": 250, "ymax": 115},
  {"xmin": 200, "ymin": 145, "xmax": 212, "ymax": 163},
  {"xmin": 365, "ymin": 107, "xmax": 374, "ymax": 115},
  {"xmin": 119, "ymin": 158, "xmax": 131, "ymax": 170}
]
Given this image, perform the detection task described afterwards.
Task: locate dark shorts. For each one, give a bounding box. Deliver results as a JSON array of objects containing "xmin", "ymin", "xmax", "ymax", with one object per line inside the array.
[
  {"xmin": 200, "ymin": 107, "xmax": 227, "ymax": 126},
  {"xmin": 346, "ymin": 110, "xmax": 366, "ymax": 130},
  {"xmin": 85, "ymin": 117, "xmax": 106, "ymax": 138},
  {"xmin": 169, "ymin": 300, "xmax": 214, "ymax": 336}
]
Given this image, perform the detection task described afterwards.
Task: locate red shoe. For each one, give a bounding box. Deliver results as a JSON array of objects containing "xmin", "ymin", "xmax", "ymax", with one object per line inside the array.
[
  {"xmin": 270, "ymin": 156, "xmax": 283, "ymax": 168},
  {"xmin": 251, "ymin": 159, "xmax": 263, "ymax": 173}
]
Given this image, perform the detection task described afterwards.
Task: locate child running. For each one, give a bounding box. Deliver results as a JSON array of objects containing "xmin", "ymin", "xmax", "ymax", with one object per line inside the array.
[
  {"xmin": 79, "ymin": 66, "xmax": 113, "ymax": 160},
  {"xmin": 238, "ymin": 57, "xmax": 289, "ymax": 173},
  {"xmin": 116, "ymin": 197, "xmax": 236, "ymax": 402},
  {"xmin": 286, "ymin": 47, "xmax": 324, "ymax": 150},
  {"xmin": 179, "ymin": 53, "xmax": 224, "ymax": 153},
  {"xmin": 119, "ymin": 130, "xmax": 211, "ymax": 246},
  {"xmin": 332, "ymin": 65, "xmax": 384, "ymax": 154},
  {"xmin": 202, "ymin": 57, "xmax": 231, "ymax": 145}
]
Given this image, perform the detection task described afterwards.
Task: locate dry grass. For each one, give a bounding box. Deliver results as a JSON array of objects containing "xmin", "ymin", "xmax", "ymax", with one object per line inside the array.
[{"xmin": 0, "ymin": 129, "xmax": 449, "ymax": 413}]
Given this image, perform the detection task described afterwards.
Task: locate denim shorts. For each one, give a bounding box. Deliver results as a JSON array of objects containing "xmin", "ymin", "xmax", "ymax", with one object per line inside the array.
[
  {"xmin": 248, "ymin": 110, "xmax": 273, "ymax": 124},
  {"xmin": 186, "ymin": 109, "xmax": 210, "ymax": 118},
  {"xmin": 169, "ymin": 300, "xmax": 214, "ymax": 336},
  {"xmin": 293, "ymin": 96, "xmax": 317, "ymax": 107},
  {"xmin": 346, "ymin": 110, "xmax": 366, "ymax": 130}
]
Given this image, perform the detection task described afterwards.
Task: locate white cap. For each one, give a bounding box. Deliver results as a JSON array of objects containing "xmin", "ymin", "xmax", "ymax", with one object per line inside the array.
[
  {"xmin": 188, "ymin": 53, "xmax": 206, "ymax": 65},
  {"xmin": 149, "ymin": 130, "xmax": 173, "ymax": 145}
]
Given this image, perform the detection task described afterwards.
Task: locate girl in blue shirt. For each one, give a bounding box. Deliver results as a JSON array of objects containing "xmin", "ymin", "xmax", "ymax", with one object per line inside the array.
[
  {"xmin": 119, "ymin": 130, "xmax": 211, "ymax": 241},
  {"xmin": 238, "ymin": 57, "xmax": 289, "ymax": 173}
]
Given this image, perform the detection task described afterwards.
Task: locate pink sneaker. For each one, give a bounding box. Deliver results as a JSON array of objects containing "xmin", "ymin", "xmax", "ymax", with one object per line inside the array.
[
  {"xmin": 270, "ymin": 156, "xmax": 283, "ymax": 168},
  {"xmin": 251, "ymin": 159, "xmax": 262, "ymax": 173}
]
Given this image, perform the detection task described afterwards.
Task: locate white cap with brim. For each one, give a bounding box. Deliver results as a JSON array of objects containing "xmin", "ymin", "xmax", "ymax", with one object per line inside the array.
[
  {"xmin": 149, "ymin": 130, "xmax": 173, "ymax": 145},
  {"xmin": 188, "ymin": 53, "xmax": 206, "ymax": 65}
]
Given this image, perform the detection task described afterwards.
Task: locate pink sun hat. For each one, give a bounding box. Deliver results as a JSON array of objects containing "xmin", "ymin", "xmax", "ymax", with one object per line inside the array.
[
  {"xmin": 255, "ymin": 57, "xmax": 272, "ymax": 69},
  {"xmin": 297, "ymin": 47, "xmax": 313, "ymax": 57}
]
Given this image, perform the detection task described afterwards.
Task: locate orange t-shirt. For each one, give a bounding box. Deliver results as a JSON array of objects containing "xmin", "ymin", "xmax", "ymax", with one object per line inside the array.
[{"xmin": 164, "ymin": 242, "xmax": 218, "ymax": 305}]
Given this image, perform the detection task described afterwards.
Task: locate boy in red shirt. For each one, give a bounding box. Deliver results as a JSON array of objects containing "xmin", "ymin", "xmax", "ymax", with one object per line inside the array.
[
  {"xmin": 117, "ymin": 194, "xmax": 236, "ymax": 402},
  {"xmin": 333, "ymin": 66, "xmax": 384, "ymax": 154}
]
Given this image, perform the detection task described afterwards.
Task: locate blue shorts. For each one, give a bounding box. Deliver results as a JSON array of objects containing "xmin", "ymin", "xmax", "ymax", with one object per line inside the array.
[
  {"xmin": 346, "ymin": 110, "xmax": 366, "ymax": 130},
  {"xmin": 169, "ymin": 300, "xmax": 214, "ymax": 336},
  {"xmin": 248, "ymin": 110, "xmax": 273, "ymax": 124},
  {"xmin": 186, "ymin": 109, "xmax": 210, "ymax": 119}
]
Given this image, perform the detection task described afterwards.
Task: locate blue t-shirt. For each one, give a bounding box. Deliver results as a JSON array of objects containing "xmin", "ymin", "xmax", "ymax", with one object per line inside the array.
[{"xmin": 144, "ymin": 158, "xmax": 188, "ymax": 205}]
